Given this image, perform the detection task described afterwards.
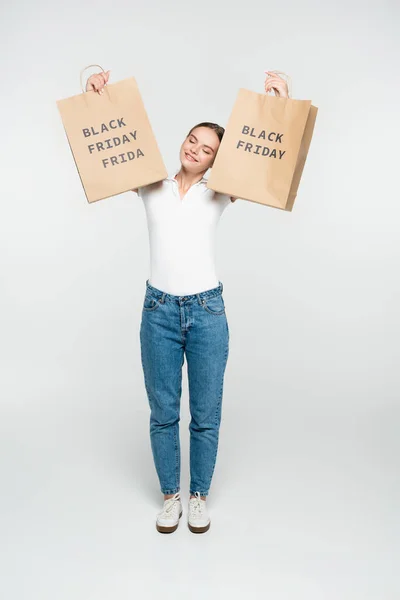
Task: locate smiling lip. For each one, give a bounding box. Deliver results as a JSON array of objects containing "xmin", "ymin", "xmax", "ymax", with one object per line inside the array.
[{"xmin": 185, "ymin": 153, "xmax": 198, "ymax": 162}]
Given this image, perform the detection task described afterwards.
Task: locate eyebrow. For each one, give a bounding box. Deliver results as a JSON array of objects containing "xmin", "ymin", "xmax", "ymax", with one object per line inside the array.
[{"xmin": 189, "ymin": 134, "xmax": 216, "ymax": 153}]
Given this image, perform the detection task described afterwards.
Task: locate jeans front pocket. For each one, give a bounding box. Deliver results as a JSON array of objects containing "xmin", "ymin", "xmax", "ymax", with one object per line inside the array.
[
  {"xmin": 143, "ymin": 293, "xmax": 160, "ymax": 312},
  {"xmin": 201, "ymin": 294, "xmax": 225, "ymax": 315}
]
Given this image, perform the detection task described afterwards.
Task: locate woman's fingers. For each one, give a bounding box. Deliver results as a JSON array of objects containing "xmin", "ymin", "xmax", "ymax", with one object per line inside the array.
[
  {"xmin": 87, "ymin": 71, "xmax": 111, "ymax": 94},
  {"xmin": 265, "ymin": 78, "xmax": 282, "ymax": 89},
  {"xmin": 95, "ymin": 74, "xmax": 106, "ymax": 94},
  {"xmin": 99, "ymin": 70, "xmax": 111, "ymax": 89},
  {"xmin": 99, "ymin": 72, "xmax": 108, "ymax": 86},
  {"xmin": 264, "ymin": 77, "xmax": 280, "ymax": 90},
  {"xmin": 265, "ymin": 70, "xmax": 283, "ymax": 78},
  {"xmin": 265, "ymin": 75, "xmax": 283, "ymax": 84},
  {"xmin": 89, "ymin": 75, "xmax": 102, "ymax": 93},
  {"xmin": 265, "ymin": 77, "xmax": 281, "ymax": 89},
  {"xmin": 264, "ymin": 72, "xmax": 289, "ymax": 97},
  {"xmin": 265, "ymin": 71, "xmax": 285, "ymax": 83}
]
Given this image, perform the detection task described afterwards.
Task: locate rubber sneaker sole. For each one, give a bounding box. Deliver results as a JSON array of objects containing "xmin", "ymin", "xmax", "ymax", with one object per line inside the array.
[
  {"xmin": 156, "ymin": 510, "xmax": 183, "ymax": 533},
  {"xmin": 188, "ymin": 520, "xmax": 211, "ymax": 534}
]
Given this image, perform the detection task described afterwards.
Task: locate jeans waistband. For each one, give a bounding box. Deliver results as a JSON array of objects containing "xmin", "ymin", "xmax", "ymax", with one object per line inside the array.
[{"xmin": 145, "ymin": 279, "xmax": 223, "ymax": 304}]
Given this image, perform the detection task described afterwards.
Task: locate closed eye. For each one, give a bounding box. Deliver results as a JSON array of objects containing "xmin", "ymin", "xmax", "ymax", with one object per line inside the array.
[{"xmin": 189, "ymin": 136, "xmax": 212, "ymax": 155}]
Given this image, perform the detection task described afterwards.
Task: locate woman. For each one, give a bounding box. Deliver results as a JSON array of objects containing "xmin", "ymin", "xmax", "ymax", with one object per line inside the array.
[{"xmin": 86, "ymin": 70, "xmax": 289, "ymax": 534}]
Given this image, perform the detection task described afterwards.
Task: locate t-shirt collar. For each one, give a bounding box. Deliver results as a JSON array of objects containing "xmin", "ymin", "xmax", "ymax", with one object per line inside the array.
[{"xmin": 167, "ymin": 170, "xmax": 208, "ymax": 185}]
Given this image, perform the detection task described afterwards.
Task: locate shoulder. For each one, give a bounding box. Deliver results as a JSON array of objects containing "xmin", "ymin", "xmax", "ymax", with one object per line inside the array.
[
  {"xmin": 202, "ymin": 179, "xmax": 237, "ymax": 206},
  {"xmin": 212, "ymin": 191, "xmax": 235, "ymax": 207},
  {"xmin": 134, "ymin": 179, "xmax": 166, "ymax": 198},
  {"xmin": 202, "ymin": 191, "xmax": 232, "ymax": 213}
]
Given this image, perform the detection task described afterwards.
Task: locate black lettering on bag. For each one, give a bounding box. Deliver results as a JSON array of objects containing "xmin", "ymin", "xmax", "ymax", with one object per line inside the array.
[{"xmin": 235, "ymin": 125, "xmax": 286, "ymax": 159}]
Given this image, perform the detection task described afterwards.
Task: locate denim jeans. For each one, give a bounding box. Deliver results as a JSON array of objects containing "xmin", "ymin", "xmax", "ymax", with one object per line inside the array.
[{"xmin": 139, "ymin": 279, "xmax": 229, "ymax": 497}]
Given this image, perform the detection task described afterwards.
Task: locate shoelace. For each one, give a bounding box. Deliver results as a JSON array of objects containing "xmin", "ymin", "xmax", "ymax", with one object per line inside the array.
[
  {"xmin": 189, "ymin": 491, "xmax": 205, "ymax": 519},
  {"xmin": 158, "ymin": 492, "xmax": 181, "ymax": 518}
]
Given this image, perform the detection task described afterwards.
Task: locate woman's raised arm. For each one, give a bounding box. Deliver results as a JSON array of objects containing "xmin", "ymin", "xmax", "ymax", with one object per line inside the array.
[{"xmin": 85, "ymin": 70, "xmax": 139, "ymax": 195}]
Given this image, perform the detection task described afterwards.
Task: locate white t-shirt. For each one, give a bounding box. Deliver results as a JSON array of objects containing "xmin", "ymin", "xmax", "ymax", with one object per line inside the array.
[{"xmin": 136, "ymin": 171, "xmax": 232, "ymax": 296}]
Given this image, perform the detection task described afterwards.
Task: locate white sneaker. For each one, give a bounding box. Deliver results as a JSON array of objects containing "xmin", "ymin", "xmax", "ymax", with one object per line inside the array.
[
  {"xmin": 188, "ymin": 492, "xmax": 211, "ymax": 533},
  {"xmin": 156, "ymin": 492, "xmax": 183, "ymax": 533}
]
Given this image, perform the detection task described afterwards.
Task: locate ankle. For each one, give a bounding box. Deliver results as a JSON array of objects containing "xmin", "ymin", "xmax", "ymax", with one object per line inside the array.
[{"xmin": 164, "ymin": 492, "xmax": 180, "ymax": 500}]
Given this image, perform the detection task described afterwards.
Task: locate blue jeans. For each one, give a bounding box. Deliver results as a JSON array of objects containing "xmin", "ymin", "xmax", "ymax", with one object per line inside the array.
[{"xmin": 140, "ymin": 279, "xmax": 230, "ymax": 497}]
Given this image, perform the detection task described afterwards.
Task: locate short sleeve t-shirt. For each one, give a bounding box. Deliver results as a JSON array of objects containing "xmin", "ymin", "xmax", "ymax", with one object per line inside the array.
[{"xmin": 137, "ymin": 171, "xmax": 232, "ymax": 296}]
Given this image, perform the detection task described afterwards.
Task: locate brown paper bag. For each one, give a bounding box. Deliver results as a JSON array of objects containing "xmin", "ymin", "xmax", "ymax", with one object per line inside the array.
[
  {"xmin": 207, "ymin": 87, "xmax": 318, "ymax": 211},
  {"xmin": 57, "ymin": 65, "xmax": 167, "ymax": 203}
]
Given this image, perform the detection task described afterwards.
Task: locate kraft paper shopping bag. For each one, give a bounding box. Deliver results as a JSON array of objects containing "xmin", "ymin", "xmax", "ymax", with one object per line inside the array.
[
  {"xmin": 207, "ymin": 86, "xmax": 318, "ymax": 211},
  {"xmin": 57, "ymin": 65, "xmax": 167, "ymax": 203}
]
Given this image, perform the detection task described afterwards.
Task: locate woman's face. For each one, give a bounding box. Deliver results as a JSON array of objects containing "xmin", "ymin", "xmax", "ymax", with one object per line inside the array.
[{"xmin": 179, "ymin": 126, "xmax": 221, "ymax": 174}]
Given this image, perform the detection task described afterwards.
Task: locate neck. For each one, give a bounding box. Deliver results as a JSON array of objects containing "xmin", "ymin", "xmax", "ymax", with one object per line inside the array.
[{"xmin": 174, "ymin": 167, "xmax": 206, "ymax": 190}]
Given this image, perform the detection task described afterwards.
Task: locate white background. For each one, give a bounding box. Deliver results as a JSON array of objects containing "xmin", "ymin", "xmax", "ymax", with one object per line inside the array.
[{"xmin": 1, "ymin": 0, "xmax": 399, "ymax": 598}]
